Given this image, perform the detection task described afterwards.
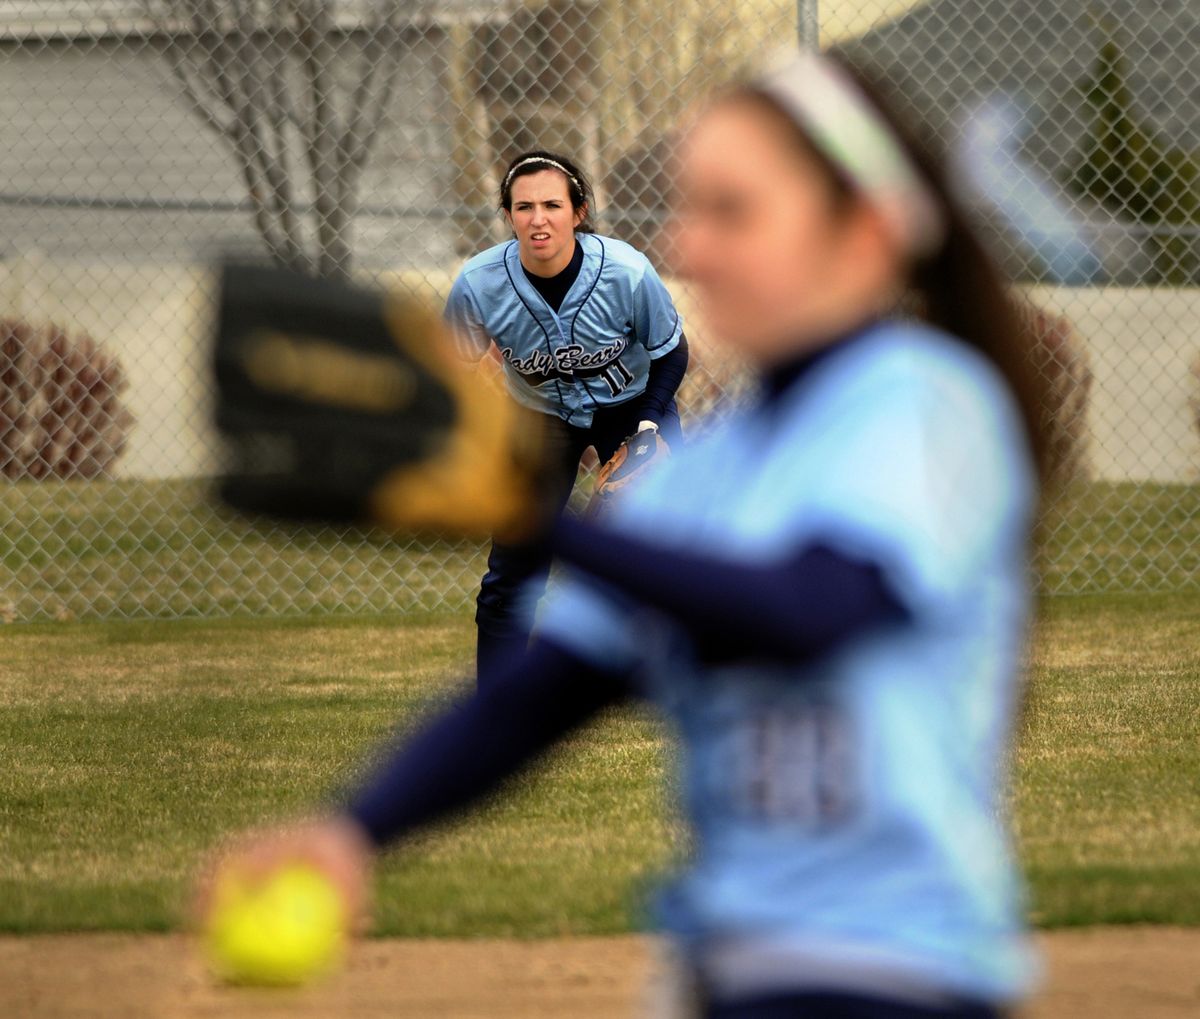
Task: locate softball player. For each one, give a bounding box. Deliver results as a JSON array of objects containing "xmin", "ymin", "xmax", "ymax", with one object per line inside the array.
[
  {"xmin": 444, "ymin": 150, "xmax": 688, "ymax": 683},
  {"xmin": 206, "ymin": 49, "xmax": 1052, "ymax": 1019}
]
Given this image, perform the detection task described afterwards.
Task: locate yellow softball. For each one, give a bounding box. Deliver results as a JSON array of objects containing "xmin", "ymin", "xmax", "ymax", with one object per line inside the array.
[{"xmin": 204, "ymin": 862, "xmax": 347, "ymax": 986}]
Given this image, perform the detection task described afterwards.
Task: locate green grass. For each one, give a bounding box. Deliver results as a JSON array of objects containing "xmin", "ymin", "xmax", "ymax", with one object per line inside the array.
[
  {"xmin": 0, "ymin": 612, "xmax": 673, "ymax": 936},
  {"xmin": 1036, "ymin": 482, "xmax": 1200, "ymax": 592},
  {"xmin": 0, "ymin": 479, "xmax": 488, "ymax": 621},
  {"xmin": 1, "ymin": 594, "xmax": 1198, "ymax": 935},
  {"xmin": 1015, "ymin": 591, "xmax": 1200, "ymax": 925},
  {"xmin": 1, "ymin": 479, "xmax": 1197, "ymax": 623}
]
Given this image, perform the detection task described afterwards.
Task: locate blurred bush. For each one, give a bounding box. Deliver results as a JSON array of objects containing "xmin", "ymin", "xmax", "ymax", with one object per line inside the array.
[
  {"xmin": 1021, "ymin": 299, "xmax": 1094, "ymax": 485},
  {"xmin": 0, "ymin": 319, "xmax": 134, "ymax": 480}
]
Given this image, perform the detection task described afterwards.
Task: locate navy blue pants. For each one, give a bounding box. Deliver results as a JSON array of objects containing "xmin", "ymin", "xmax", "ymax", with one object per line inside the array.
[
  {"xmin": 705, "ymin": 992, "xmax": 1003, "ymax": 1019},
  {"xmin": 475, "ymin": 398, "xmax": 682, "ymax": 685}
]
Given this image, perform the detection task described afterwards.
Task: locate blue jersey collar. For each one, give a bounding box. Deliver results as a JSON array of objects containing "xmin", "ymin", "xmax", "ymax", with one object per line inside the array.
[{"xmin": 504, "ymin": 232, "xmax": 603, "ymax": 326}]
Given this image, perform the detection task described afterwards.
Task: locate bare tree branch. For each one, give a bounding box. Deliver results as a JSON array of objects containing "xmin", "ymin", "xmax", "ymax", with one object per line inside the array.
[
  {"xmin": 162, "ymin": 44, "xmax": 235, "ymax": 138},
  {"xmin": 262, "ymin": 25, "xmax": 311, "ymax": 272},
  {"xmin": 264, "ymin": 25, "xmax": 307, "ymax": 134},
  {"xmin": 340, "ymin": 5, "xmax": 393, "ymax": 164},
  {"xmin": 341, "ymin": 7, "xmax": 406, "ymax": 177},
  {"xmin": 145, "ymin": 0, "xmax": 413, "ymax": 278},
  {"xmin": 147, "ymin": 4, "xmax": 286, "ymax": 262},
  {"xmin": 438, "ymin": 19, "xmax": 497, "ymax": 254},
  {"xmin": 195, "ymin": 7, "xmax": 305, "ymax": 267},
  {"xmin": 201, "ymin": 16, "xmax": 294, "ymax": 264},
  {"xmin": 227, "ymin": 8, "xmax": 307, "ymax": 270},
  {"xmin": 297, "ymin": 1, "xmax": 351, "ymax": 280},
  {"xmin": 332, "ymin": 2, "xmax": 410, "ymax": 254}
]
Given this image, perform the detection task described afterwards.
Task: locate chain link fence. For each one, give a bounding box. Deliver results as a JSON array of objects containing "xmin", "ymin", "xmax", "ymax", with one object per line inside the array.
[{"xmin": 0, "ymin": 0, "xmax": 1197, "ymax": 622}]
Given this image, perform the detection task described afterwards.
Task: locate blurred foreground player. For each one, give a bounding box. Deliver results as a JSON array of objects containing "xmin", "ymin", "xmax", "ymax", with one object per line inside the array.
[
  {"xmin": 204, "ymin": 49, "xmax": 1053, "ymax": 1019},
  {"xmin": 445, "ymin": 150, "xmax": 688, "ymax": 683}
]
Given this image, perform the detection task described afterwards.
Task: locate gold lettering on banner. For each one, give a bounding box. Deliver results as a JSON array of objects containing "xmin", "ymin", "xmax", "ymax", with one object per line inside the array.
[{"xmin": 241, "ymin": 331, "xmax": 416, "ymax": 413}]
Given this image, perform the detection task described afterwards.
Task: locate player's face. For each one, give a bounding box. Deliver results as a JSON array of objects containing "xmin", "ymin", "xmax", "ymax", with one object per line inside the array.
[
  {"xmin": 668, "ymin": 101, "xmax": 901, "ymax": 363},
  {"xmin": 505, "ymin": 171, "xmax": 586, "ymax": 277}
]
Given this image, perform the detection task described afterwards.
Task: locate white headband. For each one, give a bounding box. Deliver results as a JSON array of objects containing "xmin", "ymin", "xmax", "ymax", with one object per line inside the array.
[
  {"xmin": 754, "ymin": 50, "xmax": 946, "ymax": 257},
  {"xmin": 503, "ymin": 156, "xmax": 582, "ymax": 195}
]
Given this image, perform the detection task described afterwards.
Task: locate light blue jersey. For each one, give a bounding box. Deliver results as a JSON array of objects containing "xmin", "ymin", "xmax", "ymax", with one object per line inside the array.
[
  {"xmin": 538, "ymin": 321, "xmax": 1039, "ymax": 1004},
  {"xmin": 444, "ymin": 232, "xmax": 683, "ymax": 427}
]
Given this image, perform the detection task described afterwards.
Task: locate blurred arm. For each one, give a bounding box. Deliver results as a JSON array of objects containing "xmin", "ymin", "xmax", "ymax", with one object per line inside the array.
[
  {"xmin": 344, "ymin": 639, "xmax": 634, "ymax": 848},
  {"xmin": 552, "ymin": 517, "xmax": 907, "ymax": 663}
]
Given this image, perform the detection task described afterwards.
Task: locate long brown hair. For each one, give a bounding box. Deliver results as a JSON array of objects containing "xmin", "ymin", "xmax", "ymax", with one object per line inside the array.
[{"xmin": 738, "ymin": 55, "xmax": 1053, "ymax": 486}]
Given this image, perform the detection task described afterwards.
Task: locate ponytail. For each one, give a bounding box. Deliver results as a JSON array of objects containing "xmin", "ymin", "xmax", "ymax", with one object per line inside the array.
[
  {"xmin": 908, "ymin": 204, "xmax": 1052, "ymax": 485},
  {"xmin": 740, "ymin": 51, "xmax": 1054, "ymax": 486},
  {"xmin": 833, "ymin": 56, "xmax": 1053, "ymax": 486}
]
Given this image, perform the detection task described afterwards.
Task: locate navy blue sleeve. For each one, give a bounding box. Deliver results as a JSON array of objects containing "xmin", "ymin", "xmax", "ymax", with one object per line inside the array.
[
  {"xmin": 344, "ymin": 639, "xmax": 634, "ymax": 849},
  {"xmin": 551, "ymin": 516, "xmax": 907, "ymax": 663},
  {"xmin": 639, "ymin": 334, "xmax": 689, "ymax": 425}
]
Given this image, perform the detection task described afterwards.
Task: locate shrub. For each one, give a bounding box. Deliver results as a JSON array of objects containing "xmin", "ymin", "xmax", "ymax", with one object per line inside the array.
[
  {"xmin": 0, "ymin": 319, "xmax": 134, "ymax": 480},
  {"xmin": 1020, "ymin": 298, "xmax": 1093, "ymax": 485},
  {"xmin": 1070, "ymin": 38, "xmax": 1200, "ymax": 284}
]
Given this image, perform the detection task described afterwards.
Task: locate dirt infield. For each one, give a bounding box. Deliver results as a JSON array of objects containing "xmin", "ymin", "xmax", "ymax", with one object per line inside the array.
[{"xmin": 2, "ymin": 928, "xmax": 1197, "ymax": 1018}]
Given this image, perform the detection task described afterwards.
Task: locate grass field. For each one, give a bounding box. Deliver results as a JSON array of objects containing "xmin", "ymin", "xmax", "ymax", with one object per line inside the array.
[
  {"xmin": 1, "ymin": 476, "xmax": 1197, "ymax": 936},
  {"xmin": 1, "ymin": 590, "xmax": 1198, "ymax": 936},
  {"xmin": 0, "ymin": 479, "xmax": 487, "ymax": 622},
  {"xmin": 1036, "ymin": 482, "xmax": 1200, "ymax": 592},
  {"xmin": 0, "ymin": 610, "xmax": 671, "ymax": 936},
  {"xmin": 2, "ymin": 479, "xmax": 1199, "ymax": 623}
]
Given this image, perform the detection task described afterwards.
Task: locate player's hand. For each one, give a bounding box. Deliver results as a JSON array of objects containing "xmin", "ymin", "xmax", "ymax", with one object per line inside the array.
[{"xmin": 193, "ymin": 813, "xmax": 376, "ymax": 936}]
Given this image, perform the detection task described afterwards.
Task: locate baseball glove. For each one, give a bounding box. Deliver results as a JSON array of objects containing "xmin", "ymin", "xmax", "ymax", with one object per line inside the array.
[
  {"xmin": 585, "ymin": 426, "xmax": 670, "ymax": 520},
  {"xmin": 212, "ymin": 261, "xmax": 548, "ymax": 540}
]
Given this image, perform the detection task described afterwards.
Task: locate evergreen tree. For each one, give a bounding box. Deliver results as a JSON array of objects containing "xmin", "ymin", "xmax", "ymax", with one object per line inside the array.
[{"xmin": 1071, "ymin": 39, "xmax": 1200, "ymax": 283}]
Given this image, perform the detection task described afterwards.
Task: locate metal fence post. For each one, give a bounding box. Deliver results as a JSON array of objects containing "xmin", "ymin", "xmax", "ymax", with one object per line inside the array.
[{"xmin": 798, "ymin": 0, "xmax": 819, "ymax": 50}]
